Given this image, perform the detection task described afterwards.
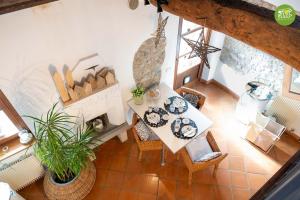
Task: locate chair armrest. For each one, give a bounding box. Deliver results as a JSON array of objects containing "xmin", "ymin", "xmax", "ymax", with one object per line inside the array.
[
  {"xmin": 196, "ymin": 153, "xmax": 228, "ymax": 166},
  {"xmin": 206, "ymin": 131, "xmax": 221, "ymax": 152}
]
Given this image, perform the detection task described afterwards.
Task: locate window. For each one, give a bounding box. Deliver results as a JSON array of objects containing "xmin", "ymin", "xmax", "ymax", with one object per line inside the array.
[
  {"xmin": 290, "ymin": 68, "xmax": 300, "ymax": 94},
  {"xmin": 0, "ymin": 111, "xmax": 19, "ymax": 138},
  {"xmin": 282, "ymin": 66, "xmax": 300, "ymax": 101},
  {"xmin": 173, "ymin": 18, "xmax": 212, "ymax": 89},
  {"xmin": 0, "ymin": 90, "xmax": 29, "ymax": 145}
]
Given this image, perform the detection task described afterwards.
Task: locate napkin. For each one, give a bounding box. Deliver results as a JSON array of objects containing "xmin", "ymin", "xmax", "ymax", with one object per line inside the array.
[{"xmin": 183, "ymin": 128, "xmax": 196, "ymax": 137}]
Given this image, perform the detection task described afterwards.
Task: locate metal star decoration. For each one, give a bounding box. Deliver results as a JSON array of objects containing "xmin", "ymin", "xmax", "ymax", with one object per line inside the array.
[
  {"xmin": 182, "ymin": 27, "xmax": 221, "ymax": 69},
  {"xmin": 153, "ymin": 13, "xmax": 169, "ymax": 48}
]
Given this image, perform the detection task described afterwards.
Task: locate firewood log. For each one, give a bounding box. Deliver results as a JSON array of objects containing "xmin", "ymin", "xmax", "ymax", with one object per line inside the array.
[
  {"xmin": 64, "ymin": 68, "xmax": 74, "ymax": 88},
  {"xmin": 52, "ymin": 72, "xmax": 70, "ymax": 102},
  {"xmin": 96, "ymin": 76, "xmax": 106, "ymax": 89},
  {"xmin": 74, "ymin": 85, "xmax": 85, "ymax": 98},
  {"xmin": 67, "ymin": 87, "xmax": 79, "ymax": 101},
  {"xmin": 83, "ymin": 82, "xmax": 93, "ymax": 95},
  {"xmin": 87, "ymin": 74, "xmax": 97, "ymax": 90},
  {"xmin": 105, "ymin": 71, "xmax": 115, "ymax": 85}
]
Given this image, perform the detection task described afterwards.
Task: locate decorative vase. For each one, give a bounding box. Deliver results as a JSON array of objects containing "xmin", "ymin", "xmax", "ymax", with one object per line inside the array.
[
  {"xmin": 133, "ymin": 95, "xmax": 144, "ymax": 105},
  {"xmin": 43, "ymin": 161, "xmax": 96, "ymax": 200}
]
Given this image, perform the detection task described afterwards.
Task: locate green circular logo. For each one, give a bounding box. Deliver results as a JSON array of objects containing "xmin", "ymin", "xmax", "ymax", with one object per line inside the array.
[{"xmin": 275, "ymin": 4, "xmax": 296, "ymax": 26}]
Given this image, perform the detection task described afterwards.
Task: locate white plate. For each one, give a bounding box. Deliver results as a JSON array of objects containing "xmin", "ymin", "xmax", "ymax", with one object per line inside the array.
[
  {"xmin": 173, "ymin": 97, "xmax": 185, "ymax": 108},
  {"xmin": 146, "ymin": 112, "xmax": 160, "ymax": 124},
  {"xmin": 181, "ymin": 126, "xmax": 196, "ymax": 137},
  {"xmin": 184, "ymin": 130, "xmax": 196, "ymax": 137},
  {"xmin": 182, "ymin": 118, "xmax": 190, "ymax": 124},
  {"xmin": 162, "ymin": 114, "xmax": 169, "ymax": 121}
]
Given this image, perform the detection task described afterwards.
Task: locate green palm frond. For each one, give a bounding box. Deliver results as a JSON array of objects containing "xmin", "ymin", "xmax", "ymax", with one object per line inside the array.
[{"xmin": 26, "ymin": 103, "xmax": 97, "ymax": 182}]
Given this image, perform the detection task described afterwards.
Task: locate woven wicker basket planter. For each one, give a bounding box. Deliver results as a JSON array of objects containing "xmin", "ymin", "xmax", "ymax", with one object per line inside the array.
[{"xmin": 43, "ymin": 162, "xmax": 96, "ymax": 200}]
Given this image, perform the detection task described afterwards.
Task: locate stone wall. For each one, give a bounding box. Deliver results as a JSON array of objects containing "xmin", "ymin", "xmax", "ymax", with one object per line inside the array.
[{"xmin": 220, "ymin": 36, "xmax": 285, "ymax": 93}]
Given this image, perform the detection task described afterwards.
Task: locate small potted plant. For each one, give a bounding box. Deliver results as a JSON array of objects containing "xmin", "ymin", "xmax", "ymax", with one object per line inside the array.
[{"xmin": 131, "ymin": 85, "xmax": 145, "ymax": 105}]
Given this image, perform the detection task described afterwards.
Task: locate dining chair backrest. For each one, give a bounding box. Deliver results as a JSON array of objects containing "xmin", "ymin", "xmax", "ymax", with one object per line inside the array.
[
  {"xmin": 181, "ymin": 131, "xmax": 228, "ymax": 185},
  {"xmin": 131, "ymin": 113, "xmax": 163, "ymax": 161},
  {"xmin": 176, "ymin": 87, "xmax": 206, "ymax": 110}
]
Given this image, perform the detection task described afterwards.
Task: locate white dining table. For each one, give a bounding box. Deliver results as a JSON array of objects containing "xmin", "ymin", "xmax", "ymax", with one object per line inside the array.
[{"xmin": 128, "ymin": 83, "xmax": 213, "ymax": 165}]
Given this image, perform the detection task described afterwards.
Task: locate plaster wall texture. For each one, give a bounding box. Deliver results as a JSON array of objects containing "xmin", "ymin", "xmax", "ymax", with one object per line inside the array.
[{"xmin": 0, "ymin": 0, "xmax": 179, "ymax": 129}]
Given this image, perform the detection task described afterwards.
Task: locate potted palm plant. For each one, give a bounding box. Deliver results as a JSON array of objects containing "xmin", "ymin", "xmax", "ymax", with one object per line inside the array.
[
  {"xmin": 131, "ymin": 85, "xmax": 145, "ymax": 105},
  {"xmin": 26, "ymin": 103, "xmax": 97, "ymax": 200}
]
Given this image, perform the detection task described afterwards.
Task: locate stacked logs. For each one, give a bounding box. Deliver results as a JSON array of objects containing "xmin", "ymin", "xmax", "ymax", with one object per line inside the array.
[{"xmin": 52, "ymin": 67, "xmax": 116, "ymax": 103}]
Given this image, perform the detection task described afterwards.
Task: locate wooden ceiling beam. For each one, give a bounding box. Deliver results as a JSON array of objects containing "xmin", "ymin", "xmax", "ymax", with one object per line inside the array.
[
  {"xmin": 151, "ymin": 0, "xmax": 300, "ymax": 71},
  {"xmin": 0, "ymin": 0, "xmax": 58, "ymax": 15}
]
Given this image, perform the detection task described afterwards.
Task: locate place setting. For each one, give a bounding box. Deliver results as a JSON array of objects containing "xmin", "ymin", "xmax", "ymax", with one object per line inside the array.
[
  {"xmin": 143, "ymin": 106, "xmax": 169, "ymax": 128},
  {"xmin": 171, "ymin": 117, "xmax": 198, "ymax": 139},
  {"xmin": 164, "ymin": 96, "xmax": 188, "ymax": 115}
]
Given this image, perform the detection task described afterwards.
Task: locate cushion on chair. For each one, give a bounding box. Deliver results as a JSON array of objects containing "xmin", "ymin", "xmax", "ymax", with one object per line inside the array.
[
  {"xmin": 182, "ymin": 93, "xmax": 200, "ymax": 108},
  {"xmin": 195, "ymin": 152, "xmax": 222, "ymax": 162},
  {"xmin": 186, "ymin": 136, "xmax": 213, "ymax": 162},
  {"xmin": 148, "ymin": 131, "xmax": 160, "ymax": 141},
  {"xmin": 134, "ymin": 121, "xmax": 160, "ymax": 141}
]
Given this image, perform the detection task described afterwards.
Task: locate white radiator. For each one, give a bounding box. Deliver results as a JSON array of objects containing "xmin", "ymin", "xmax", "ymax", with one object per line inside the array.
[
  {"xmin": 0, "ymin": 152, "xmax": 44, "ymax": 191},
  {"xmin": 266, "ymin": 96, "xmax": 300, "ymax": 137}
]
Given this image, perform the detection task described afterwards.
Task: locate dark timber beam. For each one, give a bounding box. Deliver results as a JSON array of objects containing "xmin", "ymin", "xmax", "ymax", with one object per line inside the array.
[
  {"xmin": 151, "ymin": 0, "xmax": 300, "ymax": 71},
  {"xmin": 0, "ymin": 0, "xmax": 58, "ymax": 15},
  {"xmin": 213, "ymin": 0, "xmax": 300, "ymax": 28}
]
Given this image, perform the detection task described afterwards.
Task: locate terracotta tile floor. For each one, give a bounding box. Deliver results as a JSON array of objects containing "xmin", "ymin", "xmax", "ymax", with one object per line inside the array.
[{"xmin": 19, "ymin": 80, "xmax": 300, "ymax": 200}]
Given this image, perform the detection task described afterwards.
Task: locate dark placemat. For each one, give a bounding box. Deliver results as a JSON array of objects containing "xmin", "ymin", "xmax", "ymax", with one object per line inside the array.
[
  {"xmin": 164, "ymin": 96, "xmax": 188, "ymax": 115},
  {"xmin": 143, "ymin": 107, "xmax": 169, "ymax": 128},
  {"xmin": 171, "ymin": 118, "xmax": 198, "ymax": 139}
]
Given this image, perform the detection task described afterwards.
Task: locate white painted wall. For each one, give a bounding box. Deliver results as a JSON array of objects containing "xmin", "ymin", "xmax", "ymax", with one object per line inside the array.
[
  {"xmin": 201, "ymin": 30, "xmax": 226, "ymax": 81},
  {"xmin": 0, "ymin": 0, "xmax": 179, "ymax": 128},
  {"xmin": 201, "ymin": 30, "xmax": 251, "ymax": 96}
]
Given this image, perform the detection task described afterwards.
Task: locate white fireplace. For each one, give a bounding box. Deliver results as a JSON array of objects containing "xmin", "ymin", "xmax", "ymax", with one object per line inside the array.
[{"xmin": 63, "ymin": 82, "xmax": 128, "ymax": 146}]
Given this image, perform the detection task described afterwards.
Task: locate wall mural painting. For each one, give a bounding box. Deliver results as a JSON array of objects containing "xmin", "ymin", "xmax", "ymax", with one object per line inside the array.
[
  {"xmin": 133, "ymin": 14, "xmax": 168, "ymax": 89},
  {"xmin": 220, "ymin": 36, "xmax": 285, "ymax": 93}
]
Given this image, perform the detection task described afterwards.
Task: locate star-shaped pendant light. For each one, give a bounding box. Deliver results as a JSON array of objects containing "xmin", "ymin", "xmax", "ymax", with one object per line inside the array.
[
  {"xmin": 182, "ymin": 27, "xmax": 221, "ymax": 69},
  {"xmin": 153, "ymin": 13, "xmax": 169, "ymax": 47}
]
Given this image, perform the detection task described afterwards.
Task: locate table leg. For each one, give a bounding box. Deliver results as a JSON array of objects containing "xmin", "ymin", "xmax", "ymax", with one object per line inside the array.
[{"xmin": 161, "ymin": 145, "xmax": 165, "ymax": 166}]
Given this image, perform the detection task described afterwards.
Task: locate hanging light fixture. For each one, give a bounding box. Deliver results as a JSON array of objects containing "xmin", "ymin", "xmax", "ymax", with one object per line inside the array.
[{"xmin": 144, "ymin": 0, "xmax": 170, "ymax": 13}]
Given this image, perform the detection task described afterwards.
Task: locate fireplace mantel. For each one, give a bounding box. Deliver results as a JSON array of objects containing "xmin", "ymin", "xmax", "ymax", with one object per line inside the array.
[{"xmin": 63, "ymin": 83, "xmax": 128, "ymax": 144}]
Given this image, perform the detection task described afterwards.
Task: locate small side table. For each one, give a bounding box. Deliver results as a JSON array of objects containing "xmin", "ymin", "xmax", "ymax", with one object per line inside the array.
[
  {"xmin": 236, "ymin": 81, "xmax": 273, "ymax": 124},
  {"xmin": 246, "ymin": 113, "xmax": 286, "ymax": 152}
]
